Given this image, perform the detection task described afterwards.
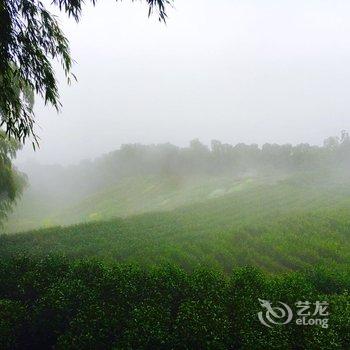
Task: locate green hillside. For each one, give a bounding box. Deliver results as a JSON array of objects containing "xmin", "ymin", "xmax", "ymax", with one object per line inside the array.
[
  {"xmin": 7, "ymin": 136, "xmax": 350, "ymax": 234},
  {"xmin": 2, "ymin": 176, "xmax": 350, "ymax": 273},
  {"xmin": 3, "ymin": 174, "xmax": 258, "ymax": 233}
]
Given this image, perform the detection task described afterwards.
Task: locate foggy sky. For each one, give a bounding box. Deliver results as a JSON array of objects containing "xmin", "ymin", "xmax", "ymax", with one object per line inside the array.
[{"xmin": 17, "ymin": 0, "xmax": 350, "ymax": 165}]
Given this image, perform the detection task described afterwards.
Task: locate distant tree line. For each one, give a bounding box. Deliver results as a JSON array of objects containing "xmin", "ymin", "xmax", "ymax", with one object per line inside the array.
[{"xmin": 86, "ymin": 131, "xmax": 350, "ymax": 182}]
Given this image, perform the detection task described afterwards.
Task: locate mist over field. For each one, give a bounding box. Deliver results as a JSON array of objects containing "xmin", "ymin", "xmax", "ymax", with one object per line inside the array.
[
  {"xmin": 1, "ymin": 1, "xmax": 350, "ymax": 349},
  {"xmin": 5, "ymin": 135, "xmax": 350, "ymax": 232}
]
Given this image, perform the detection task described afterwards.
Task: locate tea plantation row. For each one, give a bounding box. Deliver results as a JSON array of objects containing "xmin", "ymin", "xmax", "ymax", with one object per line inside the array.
[{"xmin": 0, "ymin": 256, "xmax": 349, "ymax": 349}]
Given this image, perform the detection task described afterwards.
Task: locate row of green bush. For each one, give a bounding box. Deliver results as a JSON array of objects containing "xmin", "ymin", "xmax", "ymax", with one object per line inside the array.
[
  {"xmin": 0, "ymin": 255, "xmax": 349, "ymax": 349},
  {"xmin": 3, "ymin": 181, "xmax": 350, "ymax": 275}
]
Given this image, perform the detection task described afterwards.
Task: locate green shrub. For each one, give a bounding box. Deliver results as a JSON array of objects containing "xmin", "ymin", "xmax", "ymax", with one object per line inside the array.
[{"xmin": 0, "ymin": 299, "xmax": 28, "ymax": 349}]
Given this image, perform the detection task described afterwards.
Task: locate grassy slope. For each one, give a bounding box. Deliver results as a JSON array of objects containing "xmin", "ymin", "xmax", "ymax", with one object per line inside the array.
[
  {"xmin": 4, "ymin": 175, "xmax": 257, "ymax": 232},
  {"xmin": 2, "ymin": 177, "xmax": 350, "ymax": 273}
]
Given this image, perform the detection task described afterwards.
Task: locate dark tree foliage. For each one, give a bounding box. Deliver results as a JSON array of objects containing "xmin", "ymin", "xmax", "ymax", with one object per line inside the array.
[
  {"xmin": 0, "ymin": 256, "xmax": 349, "ymax": 349},
  {"xmin": 0, "ymin": 131, "xmax": 26, "ymax": 224},
  {"xmin": 0, "ymin": 0, "xmax": 171, "ymax": 145}
]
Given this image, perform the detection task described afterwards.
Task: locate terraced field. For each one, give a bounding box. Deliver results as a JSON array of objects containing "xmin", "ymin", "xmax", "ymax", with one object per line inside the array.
[{"xmin": 2, "ymin": 177, "xmax": 350, "ymax": 273}]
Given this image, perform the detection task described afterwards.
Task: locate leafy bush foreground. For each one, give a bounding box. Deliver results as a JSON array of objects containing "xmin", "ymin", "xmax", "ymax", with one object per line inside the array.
[{"xmin": 0, "ymin": 256, "xmax": 349, "ymax": 349}]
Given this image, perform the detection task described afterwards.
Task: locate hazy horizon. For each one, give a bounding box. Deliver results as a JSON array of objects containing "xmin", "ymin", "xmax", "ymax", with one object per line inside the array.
[{"xmin": 16, "ymin": 0, "xmax": 350, "ymax": 165}]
